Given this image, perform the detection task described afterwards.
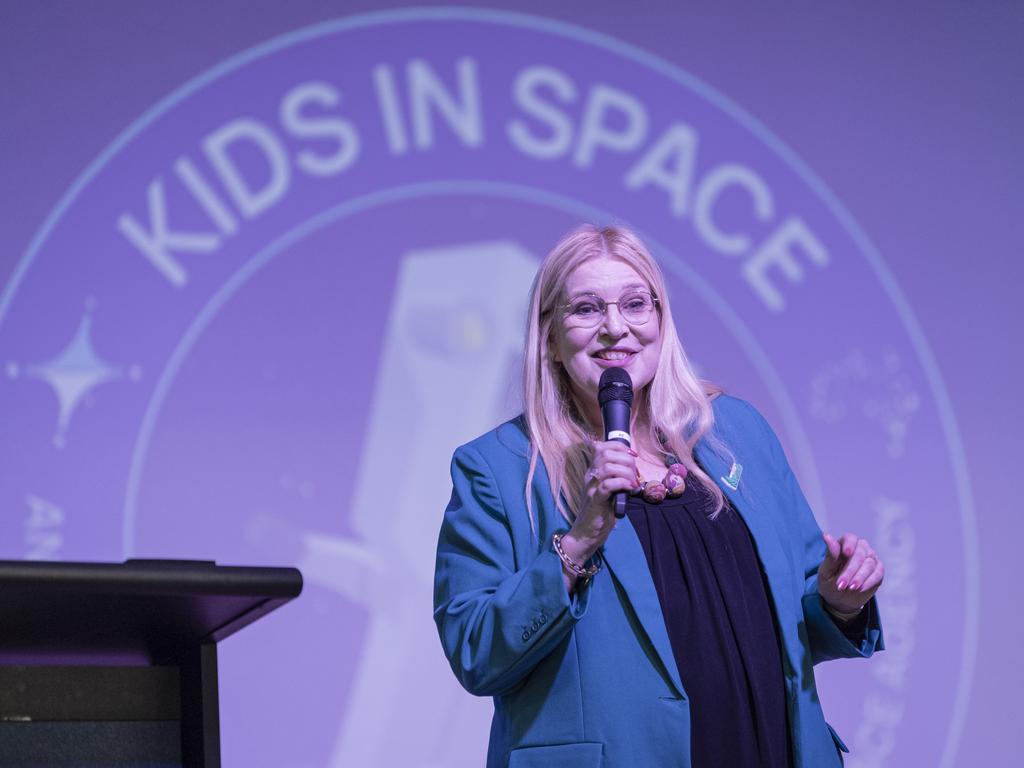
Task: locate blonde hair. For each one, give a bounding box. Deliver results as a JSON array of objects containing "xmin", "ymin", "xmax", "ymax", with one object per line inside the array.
[{"xmin": 522, "ymin": 223, "xmax": 726, "ymax": 533}]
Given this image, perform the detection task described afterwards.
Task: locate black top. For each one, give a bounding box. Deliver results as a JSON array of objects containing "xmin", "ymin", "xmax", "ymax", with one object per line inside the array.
[{"xmin": 625, "ymin": 482, "xmax": 793, "ymax": 767}]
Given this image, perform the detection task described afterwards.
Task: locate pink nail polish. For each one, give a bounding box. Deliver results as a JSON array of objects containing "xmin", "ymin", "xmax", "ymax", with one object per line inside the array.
[
  {"xmin": 836, "ymin": 579, "xmax": 847, "ymax": 590},
  {"xmin": 849, "ymin": 582, "xmax": 859, "ymax": 591},
  {"xmin": 627, "ymin": 448, "xmax": 638, "ymax": 457}
]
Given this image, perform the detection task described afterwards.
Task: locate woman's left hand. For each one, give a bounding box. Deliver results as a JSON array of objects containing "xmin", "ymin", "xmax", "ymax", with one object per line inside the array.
[{"xmin": 817, "ymin": 532, "xmax": 885, "ymax": 615}]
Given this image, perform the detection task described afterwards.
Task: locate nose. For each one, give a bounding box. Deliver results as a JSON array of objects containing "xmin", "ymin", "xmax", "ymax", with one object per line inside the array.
[{"xmin": 600, "ymin": 303, "xmax": 628, "ymax": 338}]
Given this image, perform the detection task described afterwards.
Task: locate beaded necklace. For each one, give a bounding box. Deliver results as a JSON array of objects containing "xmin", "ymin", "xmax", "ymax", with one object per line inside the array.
[{"xmin": 635, "ymin": 450, "xmax": 689, "ymax": 504}]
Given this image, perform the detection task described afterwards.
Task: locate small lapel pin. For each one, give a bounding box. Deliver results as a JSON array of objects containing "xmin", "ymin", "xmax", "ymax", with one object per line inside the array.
[{"xmin": 721, "ymin": 462, "xmax": 743, "ymax": 490}]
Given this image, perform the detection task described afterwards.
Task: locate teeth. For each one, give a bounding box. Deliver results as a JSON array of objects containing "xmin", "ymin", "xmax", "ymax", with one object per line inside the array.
[{"xmin": 597, "ymin": 350, "xmax": 630, "ymax": 360}]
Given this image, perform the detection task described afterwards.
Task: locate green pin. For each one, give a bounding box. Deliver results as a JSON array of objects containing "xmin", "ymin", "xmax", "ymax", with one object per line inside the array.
[{"xmin": 722, "ymin": 462, "xmax": 743, "ymax": 490}]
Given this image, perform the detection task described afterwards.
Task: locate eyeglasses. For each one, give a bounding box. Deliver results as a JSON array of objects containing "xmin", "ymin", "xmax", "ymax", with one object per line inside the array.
[{"xmin": 560, "ymin": 290, "xmax": 659, "ymax": 328}]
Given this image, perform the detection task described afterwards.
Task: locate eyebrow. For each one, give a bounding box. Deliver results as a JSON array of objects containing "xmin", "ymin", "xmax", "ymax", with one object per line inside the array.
[{"xmin": 566, "ymin": 283, "xmax": 648, "ymax": 299}]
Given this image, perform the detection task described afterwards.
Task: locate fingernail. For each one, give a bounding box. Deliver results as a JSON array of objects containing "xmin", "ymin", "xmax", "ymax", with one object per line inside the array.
[
  {"xmin": 849, "ymin": 582, "xmax": 859, "ymax": 591},
  {"xmin": 836, "ymin": 579, "xmax": 847, "ymax": 590},
  {"xmin": 628, "ymin": 448, "xmax": 638, "ymax": 456}
]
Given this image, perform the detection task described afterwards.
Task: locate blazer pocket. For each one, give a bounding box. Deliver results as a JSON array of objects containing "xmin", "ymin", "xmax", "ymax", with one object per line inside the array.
[{"xmin": 508, "ymin": 742, "xmax": 604, "ymax": 767}]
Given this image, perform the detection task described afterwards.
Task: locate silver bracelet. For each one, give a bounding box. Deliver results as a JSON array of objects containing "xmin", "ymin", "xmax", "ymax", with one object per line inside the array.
[{"xmin": 552, "ymin": 532, "xmax": 602, "ymax": 585}]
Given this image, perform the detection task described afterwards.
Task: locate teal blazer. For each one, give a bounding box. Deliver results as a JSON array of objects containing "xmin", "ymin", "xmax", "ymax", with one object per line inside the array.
[{"xmin": 434, "ymin": 395, "xmax": 883, "ymax": 767}]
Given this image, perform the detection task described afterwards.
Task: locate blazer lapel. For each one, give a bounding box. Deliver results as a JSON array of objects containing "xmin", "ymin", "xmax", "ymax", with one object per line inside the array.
[
  {"xmin": 601, "ymin": 515, "xmax": 686, "ymax": 698},
  {"xmin": 695, "ymin": 441, "xmax": 801, "ymax": 675}
]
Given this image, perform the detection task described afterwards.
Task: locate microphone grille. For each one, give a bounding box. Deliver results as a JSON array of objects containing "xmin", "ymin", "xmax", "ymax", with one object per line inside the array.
[{"xmin": 598, "ymin": 367, "xmax": 633, "ymax": 407}]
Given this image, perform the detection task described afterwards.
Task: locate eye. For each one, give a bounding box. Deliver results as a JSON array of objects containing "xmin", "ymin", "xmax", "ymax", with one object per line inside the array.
[
  {"xmin": 570, "ymin": 300, "xmax": 601, "ymax": 316},
  {"xmin": 621, "ymin": 295, "xmax": 649, "ymax": 311}
]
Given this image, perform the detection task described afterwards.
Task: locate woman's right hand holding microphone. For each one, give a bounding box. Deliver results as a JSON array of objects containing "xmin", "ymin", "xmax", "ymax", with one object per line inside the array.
[{"xmin": 558, "ymin": 440, "xmax": 640, "ymax": 591}]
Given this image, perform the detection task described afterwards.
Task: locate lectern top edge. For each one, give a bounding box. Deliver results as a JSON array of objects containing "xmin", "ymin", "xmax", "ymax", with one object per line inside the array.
[{"xmin": 0, "ymin": 558, "xmax": 303, "ymax": 599}]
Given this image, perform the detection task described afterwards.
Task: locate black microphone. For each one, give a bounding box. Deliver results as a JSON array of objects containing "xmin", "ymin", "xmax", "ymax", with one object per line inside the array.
[{"xmin": 598, "ymin": 367, "xmax": 634, "ymax": 519}]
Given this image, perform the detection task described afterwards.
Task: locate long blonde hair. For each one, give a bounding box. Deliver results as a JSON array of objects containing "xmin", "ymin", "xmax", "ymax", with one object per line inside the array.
[{"xmin": 522, "ymin": 223, "xmax": 726, "ymax": 533}]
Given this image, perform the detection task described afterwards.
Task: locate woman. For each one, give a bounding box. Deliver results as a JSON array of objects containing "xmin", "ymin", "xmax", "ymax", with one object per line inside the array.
[{"xmin": 433, "ymin": 224, "xmax": 884, "ymax": 767}]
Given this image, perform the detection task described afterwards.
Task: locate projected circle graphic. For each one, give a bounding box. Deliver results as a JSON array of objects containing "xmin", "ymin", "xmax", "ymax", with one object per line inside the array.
[{"xmin": 0, "ymin": 9, "xmax": 974, "ymax": 768}]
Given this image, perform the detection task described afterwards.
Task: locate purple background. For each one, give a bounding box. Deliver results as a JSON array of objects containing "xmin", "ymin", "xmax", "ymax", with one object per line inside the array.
[{"xmin": 0, "ymin": 2, "xmax": 1019, "ymax": 765}]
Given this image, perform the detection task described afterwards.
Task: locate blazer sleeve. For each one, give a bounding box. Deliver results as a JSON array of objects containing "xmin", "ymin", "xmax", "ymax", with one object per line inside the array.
[
  {"xmin": 745, "ymin": 401, "xmax": 885, "ymax": 665},
  {"xmin": 433, "ymin": 443, "xmax": 591, "ymax": 697}
]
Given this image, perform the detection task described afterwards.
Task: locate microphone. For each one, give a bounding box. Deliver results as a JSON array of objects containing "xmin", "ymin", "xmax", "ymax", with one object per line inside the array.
[{"xmin": 598, "ymin": 367, "xmax": 634, "ymax": 519}]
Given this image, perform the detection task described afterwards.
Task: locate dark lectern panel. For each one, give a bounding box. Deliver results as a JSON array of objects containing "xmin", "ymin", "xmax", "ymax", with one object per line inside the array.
[
  {"xmin": 0, "ymin": 666, "xmax": 180, "ymax": 720},
  {"xmin": 0, "ymin": 721, "xmax": 181, "ymax": 767}
]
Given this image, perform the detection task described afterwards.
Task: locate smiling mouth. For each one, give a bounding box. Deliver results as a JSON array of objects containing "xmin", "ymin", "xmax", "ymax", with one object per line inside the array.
[{"xmin": 592, "ymin": 349, "xmax": 636, "ymax": 361}]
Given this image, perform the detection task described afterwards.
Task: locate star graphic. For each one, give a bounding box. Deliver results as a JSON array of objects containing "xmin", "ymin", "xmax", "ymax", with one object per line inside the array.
[{"xmin": 5, "ymin": 300, "xmax": 141, "ymax": 447}]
